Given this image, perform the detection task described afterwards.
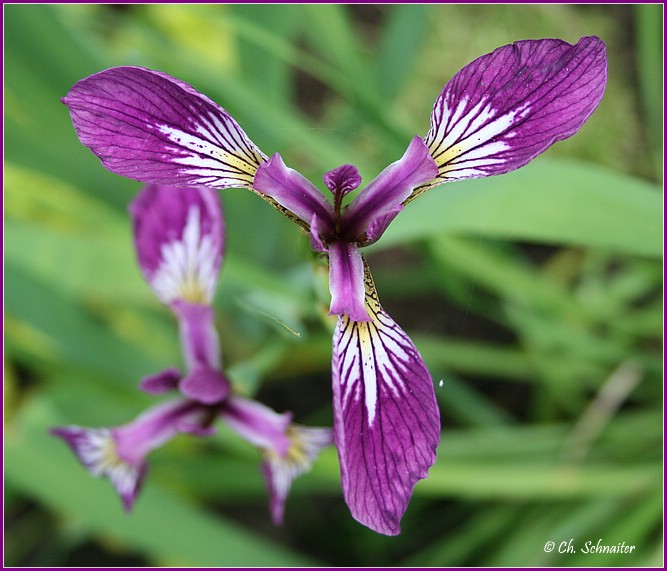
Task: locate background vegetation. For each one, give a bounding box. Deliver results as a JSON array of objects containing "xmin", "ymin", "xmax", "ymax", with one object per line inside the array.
[{"xmin": 5, "ymin": 4, "xmax": 663, "ymax": 567}]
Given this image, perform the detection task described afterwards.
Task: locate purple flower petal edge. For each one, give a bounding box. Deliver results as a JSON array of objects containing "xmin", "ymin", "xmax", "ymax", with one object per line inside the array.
[
  {"xmin": 327, "ymin": 241, "xmax": 370, "ymax": 322},
  {"xmin": 253, "ymin": 153, "xmax": 335, "ymax": 232},
  {"xmin": 50, "ymin": 426, "xmax": 147, "ymax": 511},
  {"xmin": 130, "ymin": 184, "xmax": 224, "ymax": 305},
  {"xmin": 342, "ymin": 136, "xmax": 437, "ymax": 242},
  {"xmin": 331, "ymin": 267, "xmax": 440, "ymax": 535},
  {"xmin": 418, "ymin": 36, "xmax": 607, "ymax": 193},
  {"xmin": 63, "ymin": 66, "xmax": 266, "ymax": 189}
]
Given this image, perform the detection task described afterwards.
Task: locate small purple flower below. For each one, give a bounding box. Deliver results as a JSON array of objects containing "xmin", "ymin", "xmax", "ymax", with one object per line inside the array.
[
  {"xmin": 52, "ymin": 184, "xmax": 332, "ymax": 521},
  {"xmin": 61, "ymin": 36, "xmax": 607, "ymax": 534}
]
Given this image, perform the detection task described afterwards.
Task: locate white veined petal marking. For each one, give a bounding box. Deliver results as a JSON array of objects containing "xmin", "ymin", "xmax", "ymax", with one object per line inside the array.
[
  {"xmin": 157, "ymin": 116, "xmax": 265, "ymax": 188},
  {"xmin": 151, "ymin": 205, "xmax": 218, "ymax": 304},
  {"xmin": 336, "ymin": 269, "xmax": 416, "ymax": 427},
  {"xmin": 74, "ymin": 428, "xmax": 141, "ymax": 499},
  {"xmin": 264, "ymin": 425, "xmax": 333, "ymax": 500},
  {"xmin": 425, "ymin": 97, "xmax": 531, "ymax": 180}
]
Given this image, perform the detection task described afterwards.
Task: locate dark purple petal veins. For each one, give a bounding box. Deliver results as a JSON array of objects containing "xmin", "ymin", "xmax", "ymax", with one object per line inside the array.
[
  {"xmin": 130, "ymin": 184, "xmax": 224, "ymax": 305},
  {"xmin": 342, "ymin": 136, "xmax": 438, "ymax": 241},
  {"xmin": 331, "ymin": 267, "xmax": 440, "ymax": 535},
  {"xmin": 418, "ymin": 36, "xmax": 607, "ymax": 194},
  {"xmin": 63, "ymin": 66, "xmax": 266, "ymax": 188}
]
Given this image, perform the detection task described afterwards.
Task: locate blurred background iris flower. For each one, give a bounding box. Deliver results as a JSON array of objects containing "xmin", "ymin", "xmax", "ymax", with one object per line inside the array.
[{"xmin": 4, "ymin": 4, "xmax": 663, "ymax": 567}]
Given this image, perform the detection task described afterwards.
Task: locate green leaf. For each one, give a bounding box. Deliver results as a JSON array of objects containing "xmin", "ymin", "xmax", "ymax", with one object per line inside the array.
[
  {"xmin": 634, "ymin": 3, "xmax": 663, "ymax": 176},
  {"xmin": 376, "ymin": 5, "xmax": 429, "ymax": 101}
]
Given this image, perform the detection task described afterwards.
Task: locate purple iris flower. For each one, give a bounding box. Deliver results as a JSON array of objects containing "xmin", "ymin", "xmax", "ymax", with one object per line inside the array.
[
  {"xmin": 52, "ymin": 184, "xmax": 332, "ymax": 523},
  {"xmin": 62, "ymin": 36, "xmax": 607, "ymax": 535}
]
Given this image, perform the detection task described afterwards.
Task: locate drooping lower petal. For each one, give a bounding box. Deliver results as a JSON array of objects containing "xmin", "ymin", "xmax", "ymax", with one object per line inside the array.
[
  {"xmin": 341, "ymin": 136, "xmax": 438, "ymax": 242},
  {"xmin": 416, "ymin": 36, "xmax": 607, "ymax": 196},
  {"xmin": 51, "ymin": 398, "xmax": 210, "ymax": 511},
  {"xmin": 63, "ymin": 67, "xmax": 267, "ymax": 188},
  {"xmin": 331, "ymin": 266, "xmax": 440, "ymax": 535},
  {"xmin": 130, "ymin": 185, "xmax": 224, "ymax": 306},
  {"xmin": 220, "ymin": 396, "xmax": 292, "ymax": 454},
  {"xmin": 51, "ymin": 426, "xmax": 147, "ymax": 511},
  {"xmin": 220, "ymin": 396, "xmax": 332, "ymax": 524},
  {"xmin": 327, "ymin": 241, "xmax": 370, "ymax": 322},
  {"xmin": 262, "ymin": 425, "xmax": 333, "ymax": 524}
]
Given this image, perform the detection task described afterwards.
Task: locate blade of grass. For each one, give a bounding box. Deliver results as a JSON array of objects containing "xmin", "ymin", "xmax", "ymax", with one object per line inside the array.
[
  {"xmin": 634, "ymin": 3, "xmax": 663, "ymax": 178},
  {"xmin": 376, "ymin": 5, "xmax": 429, "ymax": 101}
]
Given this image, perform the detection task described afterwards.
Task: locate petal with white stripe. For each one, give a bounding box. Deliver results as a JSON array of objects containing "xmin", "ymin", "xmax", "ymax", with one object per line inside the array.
[
  {"xmin": 63, "ymin": 66, "xmax": 266, "ymax": 189},
  {"xmin": 414, "ymin": 36, "xmax": 607, "ymax": 198},
  {"xmin": 331, "ymin": 266, "xmax": 440, "ymax": 535},
  {"xmin": 220, "ymin": 396, "xmax": 333, "ymax": 524},
  {"xmin": 130, "ymin": 184, "xmax": 224, "ymax": 306},
  {"xmin": 51, "ymin": 399, "xmax": 211, "ymax": 511},
  {"xmin": 50, "ymin": 426, "xmax": 147, "ymax": 511}
]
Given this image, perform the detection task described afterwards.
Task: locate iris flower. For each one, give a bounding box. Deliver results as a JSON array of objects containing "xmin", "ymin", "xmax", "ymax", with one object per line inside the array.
[
  {"xmin": 52, "ymin": 184, "xmax": 332, "ymax": 523},
  {"xmin": 62, "ymin": 36, "xmax": 607, "ymax": 535}
]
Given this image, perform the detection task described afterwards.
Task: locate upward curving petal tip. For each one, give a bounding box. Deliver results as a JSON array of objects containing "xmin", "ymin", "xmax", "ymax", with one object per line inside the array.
[{"xmin": 421, "ymin": 36, "xmax": 608, "ymax": 191}]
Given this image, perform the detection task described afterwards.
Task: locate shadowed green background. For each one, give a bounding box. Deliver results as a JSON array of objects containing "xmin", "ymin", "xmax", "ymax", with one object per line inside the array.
[{"xmin": 4, "ymin": 4, "xmax": 663, "ymax": 567}]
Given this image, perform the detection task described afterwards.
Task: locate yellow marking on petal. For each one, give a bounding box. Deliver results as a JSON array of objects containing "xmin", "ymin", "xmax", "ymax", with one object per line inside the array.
[{"xmin": 177, "ymin": 274, "xmax": 209, "ymax": 305}]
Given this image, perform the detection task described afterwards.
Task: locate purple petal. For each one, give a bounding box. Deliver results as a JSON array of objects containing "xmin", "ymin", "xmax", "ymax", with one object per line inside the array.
[
  {"xmin": 130, "ymin": 184, "xmax": 224, "ymax": 305},
  {"xmin": 253, "ymin": 153, "xmax": 335, "ymax": 233},
  {"xmin": 331, "ymin": 269, "xmax": 440, "ymax": 535},
  {"xmin": 341, "ymin": 136, "xmax": 438, "ymax": 242},
  {"xmin": 139, "ymin": 367, "xmax": 182, "ymax": 394},
  {"xmin": 220, "ymin": 396, "xmax": 332, "ymax": 525},
  {"xmin": 421, "ymin": 36, "xmax": 607, "ymax": 189},
  {"xmin": 323, "ymin": 164, "xmax": 362, "ymax": 197},
  {"xmin": 175, "ymin": 421, "xmax": 218, "ymax": 437},
  {"xmin": 364, "ymin": 204, "xmax": 404, "ymax": 245},
  {"xmin": 63, "ymin": 66, "xmax": 266, "ymax": 188},
  {"xmin": 178, "ymin": 364, "xmax": 230, "ymax": 405},
  {"xmin": 51, "ymin": 399, "xmax": 212, "ymax": 509},
  {"xmin": 262, "ymin": 425, "xmax": 333, "ymax": 525},
  {"xmin": 220, "ymin": 396, "xmax": 292, "ymax": 455},
  {"xmin": 327, "ymin": 241, "xmax": 370, "ymax": 322},
  {"xmin": 51, "ymin": 426, "xmax": 147, "ymax": 511},
  {"xmin": 171, "ymin": 300, "xmax": 222, "ymax": 372},
  {"xmin": 309, "ymin": 213, "xmax": 328, "ymax": 253}
]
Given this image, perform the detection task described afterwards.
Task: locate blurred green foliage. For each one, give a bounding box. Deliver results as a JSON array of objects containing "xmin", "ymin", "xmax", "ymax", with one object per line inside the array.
[{"xmin": 4, "ymin": 4, "xmax": 663, "ymax": 567}]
